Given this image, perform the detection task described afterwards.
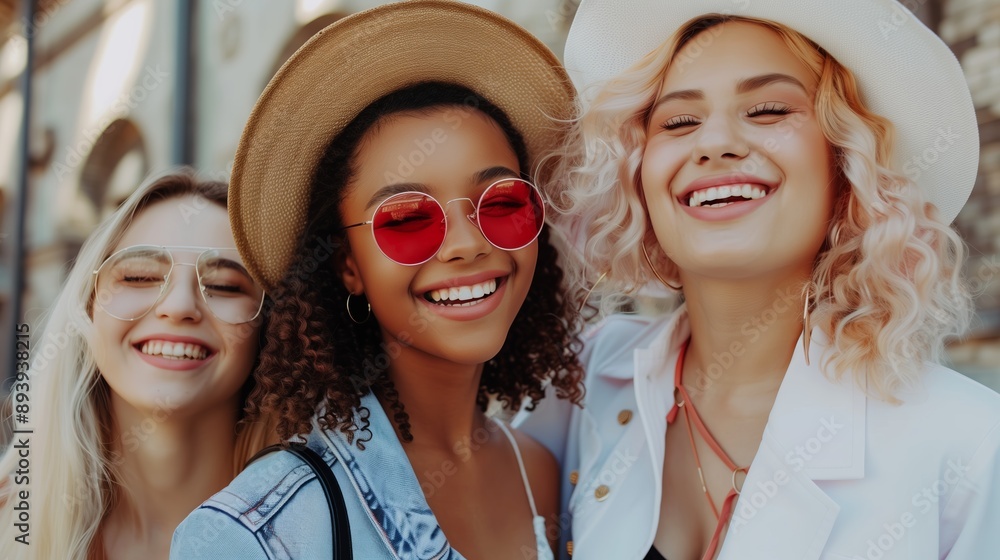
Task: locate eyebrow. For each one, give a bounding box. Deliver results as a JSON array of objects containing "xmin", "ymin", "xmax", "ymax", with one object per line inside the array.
[
  {"xmin": 650, "ymin": 73, "xmax": 808, "ymax": 113},
  {"xmin": 365, "ymin": 183, "xmax": 429, "ymax": 209},
  {"xmin": 203, "ymin": 256, "xmax": 251, "ymax": 274},
  {"xmin": 735, "ymin": 73, "xmax": 807, "ymax": 94},
  {"xmin": 473, "ymin": 166, "xmax": 522, "ymax": 185},
  {"xmin": 365, "ymin": 165, "xmax": 522, "ymax": 209}
]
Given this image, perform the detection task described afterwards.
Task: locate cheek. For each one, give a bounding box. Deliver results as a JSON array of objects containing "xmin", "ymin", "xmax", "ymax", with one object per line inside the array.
[
  {"xmin": 795, "ymin": 131, "xmax": 836, "ymax": 216},
  {"xmin": 640, "ymin": 138, "xmax": 688, "ymax": 215},
  {"xmin": 519, "ymin": 243, "xmax": 538, "ymax": 271},
  {"xmin": 88, "ymin": 314, "xmax": 123, "ymax": 371}
]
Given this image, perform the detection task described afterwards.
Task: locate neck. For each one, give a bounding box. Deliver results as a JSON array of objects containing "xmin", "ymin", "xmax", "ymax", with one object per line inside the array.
[
  {"xmin": 679, "ymin": 269, "xmax": 810, "ymax": 398},
  {"xmin": 381, "ymin": 343, "xmax": 487, "ymax": 452},
  {"xmin": 102, "ymin": 396, "xmax": 240, "ymax": 554}
]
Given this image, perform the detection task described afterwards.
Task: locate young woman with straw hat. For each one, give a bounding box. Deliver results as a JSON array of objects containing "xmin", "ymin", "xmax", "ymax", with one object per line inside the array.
[
  {"xmin": 170, "ymin": 2, "xmax": 584, "ymax": 558},
  {"xmin": 0, "ymin": 170, "xmax": 270, "ymax": 560},
  {"xmin": 520, "ymin": 1, "xmax": 1000, "ymax": 559}
]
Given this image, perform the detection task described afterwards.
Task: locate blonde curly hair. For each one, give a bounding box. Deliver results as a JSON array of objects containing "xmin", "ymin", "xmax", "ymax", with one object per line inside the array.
[{"xmin": 548, "ymin": 14, "xmax": 973, "ymax": 400}]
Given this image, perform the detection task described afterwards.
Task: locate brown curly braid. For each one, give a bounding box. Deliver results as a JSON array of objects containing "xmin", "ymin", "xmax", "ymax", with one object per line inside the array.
[{"xmin": 245, "ymin": 82, "xmax": 585, "ymax": 445}]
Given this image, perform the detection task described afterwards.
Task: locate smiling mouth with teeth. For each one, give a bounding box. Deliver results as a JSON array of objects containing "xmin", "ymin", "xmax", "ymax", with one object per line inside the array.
[
  {"xmin": 138, "ymin": 340, "xmax": 210, "ymax": 360},
  {"xmin": 425, "ymin": 278, "xmax": 502, "ymax": 306},
  {"xmin": 686, "ymin": 184, "xmax": 769, "ymax": 208}
]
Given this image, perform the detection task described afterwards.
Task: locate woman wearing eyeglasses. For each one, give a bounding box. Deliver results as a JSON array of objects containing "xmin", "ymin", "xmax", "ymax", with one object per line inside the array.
[
  {"xmin": 0, "ymin": 170, "xmax": 272, "ymax": 560},
  {"xmin": 170, "ymin": 2, "xmax": 584, "ymax": 559}
]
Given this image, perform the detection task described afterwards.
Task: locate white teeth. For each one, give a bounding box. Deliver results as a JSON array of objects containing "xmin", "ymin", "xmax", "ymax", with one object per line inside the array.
[
  {"xmin": 427, "ymin": 278, "xmax": 498, "ymax": 304},
  {"xmin": 689, "ymin": 184, "xmax": 767, "ymax": 207},
  {"xmin": 139, "ymin": 340, "xmax": 209, "ymax": 360}
]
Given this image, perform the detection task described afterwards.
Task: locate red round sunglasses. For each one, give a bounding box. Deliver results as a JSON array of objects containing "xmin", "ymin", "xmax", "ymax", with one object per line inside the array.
[{"xmin": 343, "ymin": 178, "xmax": 546, "ymax": 266}]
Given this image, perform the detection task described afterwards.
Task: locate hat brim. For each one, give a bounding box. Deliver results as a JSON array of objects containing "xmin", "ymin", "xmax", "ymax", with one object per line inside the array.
[
  {"xmin": 565, "ymin": 0, "xmax": 979, "ymax": 224},
  {"xmin": 231, "ymin": 0, "xmax": 574, "ymax": 291}
]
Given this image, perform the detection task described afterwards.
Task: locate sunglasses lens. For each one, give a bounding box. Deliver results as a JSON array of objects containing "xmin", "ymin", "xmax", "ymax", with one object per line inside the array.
[
  {"xmin": 477, "ymin": 179, "xmax": 545, "ymax": 250},
  {"xmin": 371, "ymin": 192, "xmax": 446, "ymax": 265},
  {"xmin": 197, "ymin": 249, "xmax": 265, "ymax": 324},
  {"xmin": 95, "ymin": 247, "xmax": 171, "ymax": 321}
]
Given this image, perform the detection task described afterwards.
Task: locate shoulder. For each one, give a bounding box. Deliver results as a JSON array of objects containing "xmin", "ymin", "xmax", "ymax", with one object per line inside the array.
[
  {"xmin": 889, "ymin": 363, "xmax": 1000, "ymax": 431},
  {"xmin": 920, "ymin": 362, "xmax": 1000, "ymax": 413},
  {"xmin": 203, "ymin": 446, "xmax": 325, "ymax": 523},
  {"xmin": 512, "ymin": 428, "xmax": 559, "ymax": 483},
  {"xmin": 510, "ymin": 427, "xmax": 560, "ymax": 516},
  {"xmin": 917, "ymin": 363, "xmax": 1000, "ymax": 443},
  {"xmin": 582, "ymin": 311, "xmax": 675, "ymax": 372},
  {"xmin": 171, "ymin": 446, "xmax": 333, "ymax": 557},
  {"xmin": 870, "ymin": 363, "xmax": 1000, "ymax": 464}
]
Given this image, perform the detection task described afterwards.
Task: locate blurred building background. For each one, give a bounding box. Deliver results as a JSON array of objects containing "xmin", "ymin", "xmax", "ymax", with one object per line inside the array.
[{"xmin": 0, "ymin": 0, "xmax": 997, "ymax": 390}]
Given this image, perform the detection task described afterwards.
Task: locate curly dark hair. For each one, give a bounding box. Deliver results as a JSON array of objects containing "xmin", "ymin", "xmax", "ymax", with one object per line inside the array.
[{"xmin": 245, "ymin": 82, "xmax": 585, "ymax": 445}]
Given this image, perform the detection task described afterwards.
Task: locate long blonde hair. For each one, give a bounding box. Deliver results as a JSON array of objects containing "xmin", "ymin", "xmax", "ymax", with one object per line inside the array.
[
  {"xmin": 550, "ymin": 14, "xmax": 973, "ymax": 399},
  {"xmin": 0, "ymin": 169, "xmax": 272, "ymax": 559}
]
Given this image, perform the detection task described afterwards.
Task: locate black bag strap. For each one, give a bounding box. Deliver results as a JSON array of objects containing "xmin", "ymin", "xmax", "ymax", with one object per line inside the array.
[{"xmin": 247, "ymin": 443, "xmax": 353, "ymax": 560}]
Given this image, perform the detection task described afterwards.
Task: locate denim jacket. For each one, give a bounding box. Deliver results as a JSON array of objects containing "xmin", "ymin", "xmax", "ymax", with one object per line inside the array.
[{"xmin": 170, "ymin": 392, "xmax": 466, "ymax": 559}]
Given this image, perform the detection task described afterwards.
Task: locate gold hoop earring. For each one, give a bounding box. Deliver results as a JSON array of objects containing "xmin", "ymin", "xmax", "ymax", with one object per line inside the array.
[
  {"xmin": 802, "ymin": 285, "xmax": 813, "ymax": 366},
  {"xmin": 346, "ymin": 293, "xmax": 371, "ymax": 324},
  {"xmin": 641, "ymin": 243, "xmax": 682, "ymax": 290},
  {"xmin": 577, "ymin": 271, "xmax": 608, "ymax": 313}
]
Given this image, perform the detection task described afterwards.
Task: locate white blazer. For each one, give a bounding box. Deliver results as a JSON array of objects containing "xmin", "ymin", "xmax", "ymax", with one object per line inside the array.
[{"xmin": 518, "ymin": 307, "xmax": 1000, "ymax": 560}]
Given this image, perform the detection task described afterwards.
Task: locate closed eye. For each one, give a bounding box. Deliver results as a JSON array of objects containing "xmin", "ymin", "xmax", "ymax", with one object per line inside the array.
[
  {"xmin": 746, "ymin": 102, "xmax": 793, "ymax": 118},
  {"xmin": 661, "ymin": 115, "xmax": 700, "ymax": 130}
]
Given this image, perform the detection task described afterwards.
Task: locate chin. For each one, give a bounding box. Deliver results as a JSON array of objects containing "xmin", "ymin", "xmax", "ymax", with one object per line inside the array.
[{"xmin": 436, "ymin": 339, "xmax": 508, "ymax": 367}]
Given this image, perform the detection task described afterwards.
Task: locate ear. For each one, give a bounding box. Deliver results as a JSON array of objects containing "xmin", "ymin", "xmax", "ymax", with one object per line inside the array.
[{"xmin": 340, "ymin": 252, "xmax": 365, "ymax": 296}]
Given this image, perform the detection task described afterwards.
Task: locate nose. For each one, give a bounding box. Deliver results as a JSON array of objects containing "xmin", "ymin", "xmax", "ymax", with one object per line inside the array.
[
  {"xmin": 153, "ymin": 264, "xmax": 204, "ymax": 322},
  {"xmin": 435, "ymin": 198, "xmax": 491, "ymax": 263},
  {"xmin": 691, "ymin": 113, "xmax": 750, "ymax": 164}
]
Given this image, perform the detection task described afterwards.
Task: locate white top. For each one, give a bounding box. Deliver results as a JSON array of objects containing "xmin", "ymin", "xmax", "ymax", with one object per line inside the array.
[
  {"xmin": 517, "ymin": 306, "xmax": 1000, "ymax": 560},
  {"xmin": 494, "ymin": 419, "xmax": 555, "ymax": 560}
]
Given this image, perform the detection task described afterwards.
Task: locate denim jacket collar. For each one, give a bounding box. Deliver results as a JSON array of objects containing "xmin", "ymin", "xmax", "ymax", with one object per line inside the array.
[{"xmin": 314, "ymin": 392, "xmax": 465, "ymax": 560}]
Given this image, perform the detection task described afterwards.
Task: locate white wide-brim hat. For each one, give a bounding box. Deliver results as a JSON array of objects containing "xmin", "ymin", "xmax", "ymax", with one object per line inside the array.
[{"xmin": 564, "ymin": 0, "xmax": 979, "ymax": 224}]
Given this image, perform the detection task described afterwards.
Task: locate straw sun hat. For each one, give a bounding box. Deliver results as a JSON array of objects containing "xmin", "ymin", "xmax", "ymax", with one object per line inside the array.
[
  {"xmin": 230, "ymin": 0, "xmax": 574, "ymax": 291},
  {"xmin": 564, "ymin": 0, "xmax": 979, "ymax": 225}
]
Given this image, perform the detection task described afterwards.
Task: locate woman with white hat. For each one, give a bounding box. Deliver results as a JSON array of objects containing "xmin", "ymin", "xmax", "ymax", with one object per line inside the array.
[
  {"xmin": 520, "ymin": 1, "xmax": 1000, "ymax": 559},
  {"xmin": 170, "ymin": 1, "xmax": 584, "ymax": 559}
]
